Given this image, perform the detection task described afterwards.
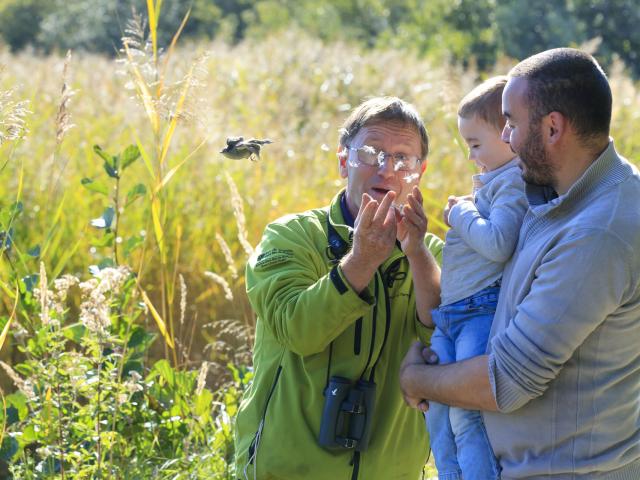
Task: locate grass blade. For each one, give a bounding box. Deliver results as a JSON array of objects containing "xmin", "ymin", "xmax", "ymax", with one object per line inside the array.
[
  {"xmin": 139, "ymin": 285, "xmax": 174, "ymax": 349},
  {"xmin": 151, "ymin": 195, "xmax": 166, "ymax": 264},
  {"xmin": 0, "ymin": 285, "xmax": 19, "ymax": 354},
  {"xmin": 155, "ymin": 138, "xmax": 206, "ymax": 194},
  {"xmin": 132, "ymin": 131, "xmax": 156, "ymax": 180},
  {"xmin": 123, "ymin": 41, "xmax": 159, "ymax": 134},
  {"xmin": 160, "ymin": 8, "xmax": 191, "ymax": 92},
  {"xmin": 146, "ymin": 0, "xmax": 158, "ymax": 65},
  {"xmin": 51, "ymin": 233, "xmax": 84, "ymax": 279},
  {"xmin": 158, "ymin": 63, "xmax": 195, "ymax": 168}
]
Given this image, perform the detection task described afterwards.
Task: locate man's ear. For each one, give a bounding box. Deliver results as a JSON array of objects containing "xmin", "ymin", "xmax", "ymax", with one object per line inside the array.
[
  {"xmin": 338, "ymin": 146, "xmax": 348, "ymax": 178},
  {"xmin": 545, "ymin": 112, "xmax": 566, "ymax": 145}
]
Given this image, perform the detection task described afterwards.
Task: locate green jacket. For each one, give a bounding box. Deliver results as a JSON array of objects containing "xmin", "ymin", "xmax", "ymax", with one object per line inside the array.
[{"xmin": 234, "ymin": 191, "xmax": 443, "ymax": 479}]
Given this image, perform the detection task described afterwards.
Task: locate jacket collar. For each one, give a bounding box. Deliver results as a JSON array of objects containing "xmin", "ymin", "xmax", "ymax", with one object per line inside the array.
[{"xmin": 328, "ymin": 189, "xmax": 406, "ymax": 265}]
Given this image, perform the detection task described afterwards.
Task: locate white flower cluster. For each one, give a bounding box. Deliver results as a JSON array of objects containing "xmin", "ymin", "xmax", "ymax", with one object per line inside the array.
[
  {"xmin": 116, "ymin": 370, "xmax": 144, "ymax": 405},
  {"xmin": 33, "ymin": 266, "xmax": 79, "ymax": 325},
  {"xmin": 79, "ymin": 266, "xmax": 131, "ymax": 335}
]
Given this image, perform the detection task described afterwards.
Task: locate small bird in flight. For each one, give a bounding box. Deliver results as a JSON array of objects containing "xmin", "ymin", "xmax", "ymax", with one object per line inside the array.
[{"xmin": 220, "ymin": 137, "xmax": 273, "ymax": 161}]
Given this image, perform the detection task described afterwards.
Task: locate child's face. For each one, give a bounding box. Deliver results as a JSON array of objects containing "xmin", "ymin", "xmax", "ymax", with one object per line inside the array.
[{"xmin": 458, "ymin": 115, "xmax": 515, "ymax": 173}]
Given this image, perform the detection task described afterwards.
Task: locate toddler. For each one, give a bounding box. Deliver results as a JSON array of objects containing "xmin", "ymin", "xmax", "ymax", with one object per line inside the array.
[{"xmin": 425, "ymin": 76, "xmax": 528, "ymax": 480}]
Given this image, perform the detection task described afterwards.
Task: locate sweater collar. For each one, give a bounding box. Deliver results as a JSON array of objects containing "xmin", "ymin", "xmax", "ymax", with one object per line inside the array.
[
  {"xmin": 474, "ymin": 156, "xmax": 520, "ymax": 186},
  {"xmin": 526, "ymin": 140, "xmax": 629, "ymax": 217}
]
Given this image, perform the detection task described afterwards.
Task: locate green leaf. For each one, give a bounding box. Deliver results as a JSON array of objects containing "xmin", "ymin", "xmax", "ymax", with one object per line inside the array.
[
  {"xmin": 21, "ymin": 424, "xmax": 37, "ymax": 444},
  {"xmin": 90, "ymin": 231, "xmax": 115, "ymax": 248},
  {"xmin": 0, "ymin": 435, "xmax": 19, "ymax": 462},
  {"xmin": 6, "ymin": 392, "xmax": 28, "ymax": 422},
  {"xmin": 103, "ymin": 160, "xmax": 119, "ymax": 179},
  {"xmin": 81, "ymin": 177, "xmax": 109, "ymax": 196},
  {"xmin": 123, "ymin": 235, "xmax": 144, "ymax": 258},
  {"xmin": 62, "ymin": 322, "xmax": 87, "ymax": 344},
  {"xmin": 194, "ymin": 389, "xmax": 213, "ymax": 417},
  {"xmin": 19, "ymin": 274, "xmax": 38, "ymax": 294},
  {"xmin": 27, "ymin": 245, "xmax": 40, "ymax": 257},
  {"xmin": 90, "ymin": 207, "xmax": 115, "ymax": 229},
  {"xmin": 98, "ymin": 257, "xmax": 115, "ymax": 269},
  {"xmin": 121, "ymin": 145, "xmax": 141, "ymax": 170},
  {"xmin": 128, "ymin": 326, "xmax": 156, "ymax": 351},
  {"xmin": 150, "ymin": 359, "xmax": 175, "ymax": 387},
  {"xmin": 93, "ymin": 144, "xmax": 112, "ymax": 164},
  {"xmin": 125, "ymin": 183, "xmax": 147, "ymax": 207}
]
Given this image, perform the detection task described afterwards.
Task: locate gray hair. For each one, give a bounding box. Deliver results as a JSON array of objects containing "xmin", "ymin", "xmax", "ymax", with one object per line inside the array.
[{"xmin": 338, "ymin": 96, "xmax": 429, "ymax": 160}]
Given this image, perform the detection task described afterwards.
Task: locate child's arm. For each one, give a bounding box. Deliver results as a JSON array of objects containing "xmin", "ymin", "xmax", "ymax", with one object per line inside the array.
[{"xmin": 446, "ymin": 174, "xmax": 528, "ymax": 262}]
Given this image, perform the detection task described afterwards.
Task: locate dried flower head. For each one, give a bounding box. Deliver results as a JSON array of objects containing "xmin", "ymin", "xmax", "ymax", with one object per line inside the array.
[
  {"xmin": 196, "ymin": 361, "xmax": 209, "ymax": 396},
  {"xmin": 204, "ymin": 271, "xmax": 234, "ymax": 301},
  {"xmin": 179, "ymin": 274, "xmax": 187, "ymax": 326},
  {"xmin": 55, "ymin": 50, "xmax": 76, "ymax": 145},
  {"xmin": 216, "ymin": 233, "xmax": 238, "ymax": 279},
  {"xmin": 224, "ymin": 171, "xmax": 254, "ymax": 257},
  {"xmin": 0, "ymin": 361, "xmax": 36, "ymax": 401},
  {"xmin": 0, "ymin": 84, "xmax": 30, "ymax": 145},
  {"xmin": 79, "ymin": 266, "xmax": 131, "ymax": 335},
  {"xmin": 39, "ymin": 261, "xmax": 50, "ymax": 326}
]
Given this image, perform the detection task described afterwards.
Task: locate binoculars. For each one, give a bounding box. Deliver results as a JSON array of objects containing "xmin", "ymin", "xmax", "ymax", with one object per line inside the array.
[{"xmin": 318, "ymin": 376, "xmax": 376, "ymax": 451}]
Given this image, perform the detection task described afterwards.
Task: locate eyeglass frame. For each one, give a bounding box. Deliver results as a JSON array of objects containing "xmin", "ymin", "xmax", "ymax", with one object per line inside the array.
[{"xmin": 345, "ymin": 145, "xmax": 423, "ymax": 172}]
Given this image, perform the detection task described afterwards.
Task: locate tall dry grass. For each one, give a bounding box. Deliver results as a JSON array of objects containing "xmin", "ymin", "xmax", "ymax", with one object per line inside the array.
[{"xmin": 1, "ymin": 29, "xmax": 639, "ymax": 390}]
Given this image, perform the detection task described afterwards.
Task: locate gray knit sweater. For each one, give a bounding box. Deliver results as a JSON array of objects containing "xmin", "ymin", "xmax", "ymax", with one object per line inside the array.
[
  {"xmin": 485, "ymin": 142, "xmax": 640, "ymax": 479},
  {"xmin": 441, "ymin": 157, "xmax": 528, "ymax": 306}
]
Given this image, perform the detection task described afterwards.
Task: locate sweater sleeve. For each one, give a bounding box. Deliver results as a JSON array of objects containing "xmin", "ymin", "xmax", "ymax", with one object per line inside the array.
[
  {"xmin": 488, "ymin": 229, "xmax": 634, "ymax": 412},
  {"xmin": 448, "ymin": 173, "xmax": 528, "ymax": 263},
  {"xmin": 246, "ymin": 218, "xmax": 375, "ymax": 357}
]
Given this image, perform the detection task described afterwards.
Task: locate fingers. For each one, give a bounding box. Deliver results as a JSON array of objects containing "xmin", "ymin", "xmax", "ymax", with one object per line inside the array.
[
  {"xmin": 372, "ymin": 191, "xmax": 396, "ymax": 225},
  {"xmin": 356, "ymin": 193, "xmax": 377, "ymax": 228},
  {"xmin": 421, "ymin": 347, "xmax": 439, "ymax": 364}
]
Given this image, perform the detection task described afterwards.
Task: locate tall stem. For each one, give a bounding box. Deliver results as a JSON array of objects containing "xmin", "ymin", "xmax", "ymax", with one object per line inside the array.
[
  {"xmin": 113, "ymin": 177, "xmax": 121, "ymax": 265},
  {"xmin": 55, "ymin": 380, "xmax": 66, "ymax": 480}
]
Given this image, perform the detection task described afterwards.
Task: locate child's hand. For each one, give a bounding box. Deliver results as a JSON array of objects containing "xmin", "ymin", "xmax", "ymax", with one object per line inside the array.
[{"xmin": 443, "ymin": 195, "xmax": 458, "ymax": 227}]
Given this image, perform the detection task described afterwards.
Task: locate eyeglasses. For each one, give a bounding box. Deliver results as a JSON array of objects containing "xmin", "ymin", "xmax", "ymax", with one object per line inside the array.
[{"xmin": 347, "ymin": 145, "xmax": 422, "ymax": 172}]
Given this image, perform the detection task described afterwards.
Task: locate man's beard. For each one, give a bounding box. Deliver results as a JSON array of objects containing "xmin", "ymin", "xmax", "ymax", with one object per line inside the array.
[{"xmin": 518, "ymin": 124, "xmax": 555, "ymax": 187}]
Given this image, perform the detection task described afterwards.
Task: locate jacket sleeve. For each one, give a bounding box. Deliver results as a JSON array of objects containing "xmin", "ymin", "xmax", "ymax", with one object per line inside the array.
[
  {"xmin": 488, "ymin": 228, "xmax": 635, "ymax": 413},
  {"xmin": 246, "ymin": 218, "xmax": 375, "ymax": 357},
  {"xmin": 415, "ymin": 233, "xmax": 444, "ymax": 344},
  {"xmin": 448, "ymin": 174, "xmax": 528, "ymax": 263}
]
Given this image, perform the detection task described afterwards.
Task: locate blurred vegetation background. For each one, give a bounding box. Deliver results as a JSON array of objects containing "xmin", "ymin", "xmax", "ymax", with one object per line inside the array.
[
  {"xmin": 0, "ymin": 1, "xmax": 639, "ymax": 477},
  {"xmin": 1, "ymin": 0, "xmax": 640, "ymax": 76}
]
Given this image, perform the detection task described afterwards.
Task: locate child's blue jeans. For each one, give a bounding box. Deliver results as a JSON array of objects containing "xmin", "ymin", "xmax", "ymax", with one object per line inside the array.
[{"xmin": 426, "ymin": 284, "xmax": 501, "ymax": 480}]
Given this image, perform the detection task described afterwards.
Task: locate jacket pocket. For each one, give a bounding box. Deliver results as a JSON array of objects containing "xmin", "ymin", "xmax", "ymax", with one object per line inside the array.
[{"xmin": 353, "ymin": 317, "xmax": 362, "ymax": 355}]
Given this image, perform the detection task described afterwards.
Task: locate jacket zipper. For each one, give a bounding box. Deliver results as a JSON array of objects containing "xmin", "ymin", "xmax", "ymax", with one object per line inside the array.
[
  {"xmin": 248, "ymin": 365, "xmax": 283, "ymax": 463},
  {"xmin": 351, "ymin": 259, "xmax": 400, "ymax": 479}
]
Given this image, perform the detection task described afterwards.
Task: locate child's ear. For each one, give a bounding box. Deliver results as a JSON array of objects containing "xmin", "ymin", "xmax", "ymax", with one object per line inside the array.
[{"xmin": 420, "ymin": 159, "xmax": 427, "ymax": 174}]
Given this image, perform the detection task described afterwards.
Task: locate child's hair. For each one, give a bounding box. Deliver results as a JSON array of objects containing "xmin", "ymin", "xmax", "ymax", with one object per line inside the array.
[{"xmin": 457, "ymin": 76, "xmax": 508, "ymax": 132}]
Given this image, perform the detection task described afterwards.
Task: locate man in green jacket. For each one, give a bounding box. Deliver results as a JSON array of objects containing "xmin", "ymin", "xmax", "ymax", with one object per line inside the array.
[{"xmin": 234, "ymin": 96, "xmax": 443, "ymax": 479}]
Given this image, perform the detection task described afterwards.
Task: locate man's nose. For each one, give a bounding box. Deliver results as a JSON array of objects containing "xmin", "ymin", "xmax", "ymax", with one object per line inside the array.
[
  {"xmin": 377, "ymin": 155, "xmax": 396, "ymax": 177},
  {"xmin": 501, "ymin": 125, "xmax": 511, "ymax": 144}
]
